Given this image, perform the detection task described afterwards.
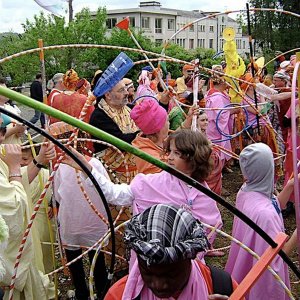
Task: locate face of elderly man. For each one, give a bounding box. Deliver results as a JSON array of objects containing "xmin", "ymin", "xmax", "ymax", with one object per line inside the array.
[
  {"xmin": 105, "ymin": 80, "xmax": 129, "ymax": 110},
  {"xmin": 273, "ymin": 76, "xmax": 286, "ymax": 88}
]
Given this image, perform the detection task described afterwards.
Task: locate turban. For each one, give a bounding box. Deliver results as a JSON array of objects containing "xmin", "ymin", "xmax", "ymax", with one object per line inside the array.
[
  {"xmin": 182, "ymin": 64, "xmax": 194, "ymax": 71},
  {"xmin": 130, "ymin": 98, "xmax": 167, "ymax": 134},
  {"xmin": 240, "ymin": 72, "xmax": 255, "ymax": 91},
  {"xmin": 280, "ymin": 61, "xmax": 290, "ymax": 70},
  {"xmin": 273, "ymin": 71, "xmax": 290, "ymax": 82},
  {"xmin": 63, "ymin": 69, "xmax": 79, "ymax": 91},
  {"xmin": 142, "ymin": 66, "xmax": 153, "ymax": 72},
  {"xmin": 124, "ymin": 204, "xmax": 209, "ymax": 266}
]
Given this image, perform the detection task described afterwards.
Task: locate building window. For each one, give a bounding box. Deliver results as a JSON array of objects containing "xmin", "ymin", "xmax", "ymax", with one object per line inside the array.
[
  {"xmin": 237, "ymin": 27, "xmax": 242, "ymax": 34},
  {"xmin": 197, "ymin": 38, "xmax": 205, "ymax": 48},
  {"xmin": 189, "ymin": 24, "xmax": 194, "ymax": 32},
  {"xmin": 220, "ymin": 25, "xmax": 226, "ymax": 36},
  {"xmin": 155, "ymin": 18, "xmax": 162, "ymax": 33},
  {"xmin": 106, "ymin": 18, "xmax": 117, "ymax": 29},
  {"xmin": 243, "ymin": 40, "xmax": 246, "ymax": 49},
  {"xmin": 168, "ymin": 19, "xmax": 175, "ymax": 30},
  {"xmin": 209, "ymin": 39, "xmax": 213, "ymax": 48},
  {"xmin": 221, "ymin": 16, "xmax": 225, "ymax": 23},
  {"xmin": 189, "ymin": 39, "xmax": 194, "ymax": 49},
  {"xmin": 155, "ymin": 39, "xmax": 163, "ymax": 46},
  {"xmin": 209, "ymin": 25, "xmax": 214, "ymax": 32},
  {"xmin": 220, "ymin": 39, "xmax": 224, "ymax": 49},
  {"xmin": 176, "ymin": 38, "xmax": 186, "ymax": 48},
  {"xmin": 198, "ymin": 25, "xmax": 205, "ymax": 32},
  {"xmin": 236, "ymin": 39, "xmax": 241, "ymax": 49},
  {"xmin": 142, "ymin": 17, "xmax": 150, "ymax": 28},
  {"xmin": 129, "ymin": 17, "xmax": 135, "ymax": 27}
]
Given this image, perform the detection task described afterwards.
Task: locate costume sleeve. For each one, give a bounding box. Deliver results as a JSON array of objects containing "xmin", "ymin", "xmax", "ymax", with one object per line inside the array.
[
  {"xmin": 90, "ymin": 110, "xmax": 138, "ymax": 152},
  {"xmin": 0, "ymin": 170, "xmax": 27, "ymax": 239},
  {"xmin": 81, "ymin": 165, "xmax": 134, "ymax": 206}
]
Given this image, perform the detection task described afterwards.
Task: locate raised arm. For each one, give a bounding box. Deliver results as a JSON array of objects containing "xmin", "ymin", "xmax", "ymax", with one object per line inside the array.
[{"xmin": 62, "ymin": 148, "xmax": 134, "ymax": 206}]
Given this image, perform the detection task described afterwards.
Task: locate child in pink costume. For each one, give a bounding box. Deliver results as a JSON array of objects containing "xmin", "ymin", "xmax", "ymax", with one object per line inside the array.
[{"xmin": 225, "ymin": 143, "xmax": 297, "ymax": 300}]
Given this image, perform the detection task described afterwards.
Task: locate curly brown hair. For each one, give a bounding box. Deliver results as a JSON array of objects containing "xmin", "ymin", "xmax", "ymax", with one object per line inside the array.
[{"xmin": 165, "ymin": 129, "xmax": 213, "ymax": 182}]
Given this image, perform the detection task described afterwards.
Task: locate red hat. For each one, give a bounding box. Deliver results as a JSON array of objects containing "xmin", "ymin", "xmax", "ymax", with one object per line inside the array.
[{"xmin": 130, "ymin": 98, "xmax": 167, "ymax": 134}]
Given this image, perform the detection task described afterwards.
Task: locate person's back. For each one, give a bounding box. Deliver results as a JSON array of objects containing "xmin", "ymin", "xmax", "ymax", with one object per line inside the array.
[
  {"xmin": 30, "ymin": 79, "xmax": 43, "ymax": 102},
  {"xmin": 54, "ymin": 157, "xmax": 108, "ymax": 299},
  {"xmin": 29, "ymin": 73, "xmax": 45, "ymax": 128},
  {"xmin": 49, "ymin": 90, "xmax": 92, "ymax": 124}
]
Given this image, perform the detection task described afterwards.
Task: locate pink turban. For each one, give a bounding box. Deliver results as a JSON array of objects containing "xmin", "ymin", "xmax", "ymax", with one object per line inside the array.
[{"xmin": 130, "ymin": 98, "xmax": 167, "ymax": 134}]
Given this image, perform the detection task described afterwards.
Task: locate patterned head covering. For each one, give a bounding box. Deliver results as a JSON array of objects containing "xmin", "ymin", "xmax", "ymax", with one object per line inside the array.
[
  {"xmin": 63, "ymin": 69, "xmax": 79, "ymax": 91},
  {"xmin": 124, "ymin": 204, "xmax": 209, "ymax": 266},
  {"xmin": 273, "ymin": 71, "xmax": 290, "ymax": 82}
]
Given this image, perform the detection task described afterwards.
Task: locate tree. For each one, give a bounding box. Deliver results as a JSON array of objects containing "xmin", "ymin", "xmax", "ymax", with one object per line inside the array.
[
  {"xmin": 0, "ymin": 8, "xmax": 224, "ymax": 86},
  {"xmin": 0, "ymin": 8, "xmax": 107, "ymax": 85},
  {"xmin": 249, "ymin": 0, "xmax": 300, "ymax": 54}
]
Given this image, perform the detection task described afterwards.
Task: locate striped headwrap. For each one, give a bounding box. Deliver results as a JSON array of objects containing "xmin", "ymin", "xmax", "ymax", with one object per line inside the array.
[{"xmin": 124, "ymin": 204, "xmax": 209, "ymax": 266}]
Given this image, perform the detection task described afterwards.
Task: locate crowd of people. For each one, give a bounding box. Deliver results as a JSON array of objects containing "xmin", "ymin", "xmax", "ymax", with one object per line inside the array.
[{"xmin": 0, "ymin": 50, "xmax": 298, "ymax": 300}]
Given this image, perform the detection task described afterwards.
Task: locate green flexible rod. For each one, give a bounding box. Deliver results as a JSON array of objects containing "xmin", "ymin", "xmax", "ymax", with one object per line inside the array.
[
  {"xmin": 0, "ymin": 86, "xmax": 167, "ymax": 170},
  {"xmin": 1, "ymin": 85, "xmax": 300, "ymax": 279}
]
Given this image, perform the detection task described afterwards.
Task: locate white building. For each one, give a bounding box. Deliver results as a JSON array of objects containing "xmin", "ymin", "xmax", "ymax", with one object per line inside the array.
[{"xmin": 98, "ymin": 1, "xmax": 250, "ymax": 57}]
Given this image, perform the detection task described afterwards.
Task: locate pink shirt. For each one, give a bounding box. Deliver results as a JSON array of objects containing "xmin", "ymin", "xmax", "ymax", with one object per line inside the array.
[{"xmin": 131, "ymin": 171, "xmax": 223, "ymax": 241}]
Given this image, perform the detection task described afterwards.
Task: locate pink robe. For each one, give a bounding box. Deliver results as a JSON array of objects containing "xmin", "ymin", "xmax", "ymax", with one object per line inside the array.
[
  {"xmin": 225, "ymin": 189, "xmax": 290, "ymax": 300},
  {"xmin": 284, "ymin": 102, "xmax": 300, "ymax": 201},
  {"xmin": 205, "ymin": 89, "xmax": 233, "ymax": 164},
  {"xmin": 131, "ymin": 171, "xmax": 223, "ymax": 242}
]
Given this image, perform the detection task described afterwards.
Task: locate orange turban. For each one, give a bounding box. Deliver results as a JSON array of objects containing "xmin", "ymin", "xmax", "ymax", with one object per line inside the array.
[
  {"xmin": 240, "ymin": 72, "xmax": 255, "ymax": 91},
  {"xmin": 63, "ymin": 69, "xmax": 79, "ymax": 91}
]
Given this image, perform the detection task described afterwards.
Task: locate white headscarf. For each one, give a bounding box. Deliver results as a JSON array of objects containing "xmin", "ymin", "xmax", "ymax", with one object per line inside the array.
[{"xmin": 239, "ymin": 143, "xmax": 274, "ymax": 198}]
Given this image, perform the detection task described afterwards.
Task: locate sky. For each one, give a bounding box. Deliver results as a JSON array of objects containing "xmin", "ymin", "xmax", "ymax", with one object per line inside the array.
[{"xmin": 0, "ymin": 0, "xmax": 248, "ymax": 33}]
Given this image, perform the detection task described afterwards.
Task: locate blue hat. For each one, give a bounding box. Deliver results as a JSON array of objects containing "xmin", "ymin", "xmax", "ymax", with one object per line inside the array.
[
  {"xmin": 94, "ymin": 52, "xmax": 134, "ymax": 97},
  {"xmin": 142, "ymin": 66, "xmax": 153, "ymax": 72}
]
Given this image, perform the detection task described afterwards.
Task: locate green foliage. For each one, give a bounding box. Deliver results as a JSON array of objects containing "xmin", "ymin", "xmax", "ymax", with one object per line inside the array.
[
  {"xmin": 152, "ymin": 44, "xmax": 221, "ymax": 79},
  {"xmin": 0, "ymin": 8, "xmax": 223, "ymax": 86},
  {"xmin": 236, "ymin": 13, "xmax": 248, "ymax": 35},
  {"xmin": 0, "ymin": 8, "xmax": 107, "ymax": 85},
  {"xmin": 107, "ymin": 28, "xmax": 155, "ymax": 81},
  {"xmin": 249, "ymin": 0, "xmax": 300, "ymax": 53}
]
